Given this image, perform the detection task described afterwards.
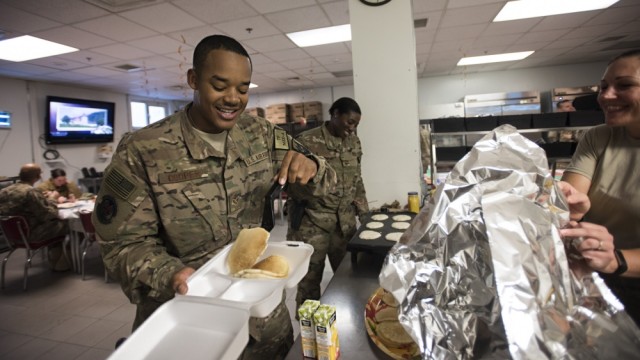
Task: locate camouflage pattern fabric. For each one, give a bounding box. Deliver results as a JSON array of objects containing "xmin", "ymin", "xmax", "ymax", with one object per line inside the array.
[
  {"xmin": 37, "ymin": 179, "xmax": 83, "ymax": 198},
  {"xmin": 92, "ymin": 104, "xmax": 335, "ymax": 358},
  {"xmin": 0, "ymin": 182, "xmax": 68, "ymax": 243},
  {"xmin": 286, "ymin": 123, "xmax": 368, "ymax": 307}
]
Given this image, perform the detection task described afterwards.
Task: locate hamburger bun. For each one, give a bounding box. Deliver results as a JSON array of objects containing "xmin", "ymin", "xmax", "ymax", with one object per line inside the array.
[
  {"xmin": 236, "ymin": 255, "xmax": 290, "ymax": 279},
  {"xmin": 376, "ymin": 321, "xmax": 414, "ymax": 348},
  {"xmin": 227, "ymin": 228, "xmax": 270, "ymax": 274}
]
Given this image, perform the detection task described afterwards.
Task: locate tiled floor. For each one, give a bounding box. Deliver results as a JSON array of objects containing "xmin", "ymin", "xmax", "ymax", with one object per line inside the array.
[{"xmin": 0, "ymin": 220, "xmax": 333, "ymax": 360}]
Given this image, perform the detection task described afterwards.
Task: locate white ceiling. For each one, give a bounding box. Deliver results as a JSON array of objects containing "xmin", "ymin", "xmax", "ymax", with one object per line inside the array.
[{"xmin": 0, "ymin": 0, "xmax": 638, "ymax": 100}]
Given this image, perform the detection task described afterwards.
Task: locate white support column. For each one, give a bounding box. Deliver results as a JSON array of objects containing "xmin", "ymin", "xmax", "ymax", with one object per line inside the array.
[{"xmin": 349, "ymin": 0, "xmax": 421, "ymax": 208}]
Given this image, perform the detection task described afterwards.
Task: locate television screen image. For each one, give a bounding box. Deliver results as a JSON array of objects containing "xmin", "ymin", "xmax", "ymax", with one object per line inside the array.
[
  {"xmin": 46, "ymin": 96, "xmax": 115, "ymax": 144},
  {"xmin": 0, "ymin": 111, "xmax": 10, "ymax": 129}
]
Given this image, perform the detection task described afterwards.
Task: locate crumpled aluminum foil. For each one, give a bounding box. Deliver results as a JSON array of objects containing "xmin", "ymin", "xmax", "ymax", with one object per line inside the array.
[{"xmin": 379, "ymin": 125, "xmax": 640, "ymax": 359}]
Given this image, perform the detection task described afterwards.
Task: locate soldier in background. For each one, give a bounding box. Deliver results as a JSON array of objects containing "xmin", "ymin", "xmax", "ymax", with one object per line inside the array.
[
  {"xmin": 92, "ymin": 35, "xmax": 336, "ymax": 358},
  {"xmin": 287, "ymin": 97, "xmax": 369, "ymax": 308},
  {"xmin": 37, "ymin": 168, "xmax": 82, "ymax": 203},
  {"xmin": 0, "ymin": 163, "xmax": 69, "ymax": 271}
]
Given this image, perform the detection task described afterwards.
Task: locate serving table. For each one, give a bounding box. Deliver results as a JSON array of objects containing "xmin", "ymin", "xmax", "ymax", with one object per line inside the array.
[{"xmin": 285, "ymin": 251, "xmax": 391, "ymax": 359}]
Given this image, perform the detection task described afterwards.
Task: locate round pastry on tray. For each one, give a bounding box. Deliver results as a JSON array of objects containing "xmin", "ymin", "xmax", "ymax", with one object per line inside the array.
[
  {"xmin": 371, "ymin": 214, "xmax": 389, "ymax": 221},
  {"xmin": 385, "ymin": 232, "xmax": 403, "ymax": 242},
  {"xmin": 359, "ymin": 230, "xmax": 382, "ymax": 240},
  {"xmin": 365, "ymin": 288, "xmax": 420, "ymax": 359},
  {"xmin": 392, "ymin": 214, "xmax": 412, "ymax": 222},
  {"xmin": 366, "ymin": 221, "xmax": 384, "ymax": 229},
  {"xmin": 391, "ymin": 222, "xmax": 410, "ymax": 230}
]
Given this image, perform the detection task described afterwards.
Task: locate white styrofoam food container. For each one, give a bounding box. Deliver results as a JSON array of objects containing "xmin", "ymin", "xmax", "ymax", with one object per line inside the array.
[
  {"xmin": 107, "ymin": 296, "xmax": 249, "ymax": 360},
  {"xmin": 186, "ymin": 241, "xmax": 314, "ymax": 317}
]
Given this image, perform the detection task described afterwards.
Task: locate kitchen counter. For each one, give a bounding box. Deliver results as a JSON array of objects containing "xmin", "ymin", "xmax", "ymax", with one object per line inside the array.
[{"xmin": 285, "ymin": 251, "xmax": 391, "ymax": 359}]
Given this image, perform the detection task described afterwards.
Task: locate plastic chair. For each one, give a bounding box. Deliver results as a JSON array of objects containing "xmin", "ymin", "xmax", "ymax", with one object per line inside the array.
[
  {"xmin": 0, "ymin": 215, "xmax": 67, "ymax": 290},
  {"xmin": 78, "ymin": 211, "xmax": 108, "ymax": 282}
]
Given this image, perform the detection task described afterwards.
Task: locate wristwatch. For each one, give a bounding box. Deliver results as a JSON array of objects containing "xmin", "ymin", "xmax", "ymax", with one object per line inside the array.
[{"xmin": 613, "ymin": 249, "xmax": 628, "ymax": 276}]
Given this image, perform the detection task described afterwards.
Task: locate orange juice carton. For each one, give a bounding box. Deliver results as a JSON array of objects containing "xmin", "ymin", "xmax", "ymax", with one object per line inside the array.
[
  {"xmin": 313, "ymin": 304, "xmax": 340, "ymax": 360},
  {"xmin": 298, "ymin": 299, "xmax": 321, "ymax": 358}
]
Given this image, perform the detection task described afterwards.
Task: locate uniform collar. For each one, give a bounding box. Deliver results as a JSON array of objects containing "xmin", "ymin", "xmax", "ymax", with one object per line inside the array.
[
  {"xmin": 322, "ymin": 122, "xmax": 347, "ymax": 151},
  {"xmin": 181, "ymin": 104, "xmax": 256, "ymax": 163}
]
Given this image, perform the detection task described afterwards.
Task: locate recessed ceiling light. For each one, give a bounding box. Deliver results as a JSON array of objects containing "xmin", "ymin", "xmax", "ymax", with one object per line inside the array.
[
  {"xmin": 286, "ymin": 24, "xmax": 351, "ymax": 48},
  {"xmin": 457, "ymin": 51, "xmax": 534, "ymax": 66},
  {"xmin": 0, "ymin": 35, "xmax": 78, "ymax": 62},
  {"xmin": 494, "ymin": 0, "xmax": 619, "ymax": 22}
]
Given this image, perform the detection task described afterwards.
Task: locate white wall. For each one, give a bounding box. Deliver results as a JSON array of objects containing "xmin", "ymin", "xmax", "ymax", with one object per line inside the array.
[
  {"xmin": 0, "ymin": 59, "xmax": 608, "ymax": 196},
  {"xmin": 418, "ymin": 61, "xmax": 607, "ymax": 117},
  {"xmin": 0, "ymin": 76, "xmax": 129, "ymax": 185}
]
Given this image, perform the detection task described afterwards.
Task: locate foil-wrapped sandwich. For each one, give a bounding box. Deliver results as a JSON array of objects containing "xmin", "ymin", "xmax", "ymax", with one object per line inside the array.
[{"xmin": 380, "ymin": 125, "xmax": 640, "ymax": 359}]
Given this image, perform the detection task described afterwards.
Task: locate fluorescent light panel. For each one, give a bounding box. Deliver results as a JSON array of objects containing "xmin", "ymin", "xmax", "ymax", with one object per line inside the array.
[
  {"xmin": 494, "ymin": 0, "xmax": 619, "ymax": 22},
  {"xmin": 0, "ymin": 35, "xmax": 78, "ymax": 62},
  {"xmin": 457, "ymin": 51, "xmax": 534, "ymax": 66},
  {"xmin": 287, "ymin": 24, "xmax": 351, "ymax": 48},
  {"xmin": 249, "ymin": 83, "xmax": 258, "ymax": 88}
]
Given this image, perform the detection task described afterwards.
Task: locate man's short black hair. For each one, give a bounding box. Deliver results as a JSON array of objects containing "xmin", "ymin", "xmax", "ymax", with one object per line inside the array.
[
  {"xmin": 192, "ymin": 35, "xmax": 251, "ymax": 73},
  {"xmin": 329, "ymin": 97, "xmax": 361, "ymax": 116}
]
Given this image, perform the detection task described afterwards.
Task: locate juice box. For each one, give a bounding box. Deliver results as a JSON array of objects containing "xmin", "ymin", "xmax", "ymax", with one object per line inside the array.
[
  {"xmin": 313, "ymin": 304, "xmax": 340, "ymax": 360},
  {"xmin": 298, "ymin": 300, "xmax": 321, "ymax": 358}
]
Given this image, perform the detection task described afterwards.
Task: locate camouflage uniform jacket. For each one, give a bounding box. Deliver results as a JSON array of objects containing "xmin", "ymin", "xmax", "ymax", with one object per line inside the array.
[
  {"xmin": 0, "ymin": 182, "xmax": 64, "ymax": 242},
  {"xmin": 92, "ymin": 105, "xmax": 335, "ymax": 307},
  {"xmin": 291, "ymin": 123, "xmax": 368, "ymax": 235},
  {"xmin": 37, "ymin": 179, "xmax": 83, "ymax": 198}
]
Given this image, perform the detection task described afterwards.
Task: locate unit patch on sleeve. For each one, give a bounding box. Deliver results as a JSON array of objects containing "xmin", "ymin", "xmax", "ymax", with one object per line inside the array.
[
  {"xmin": 96, "ymin": 195, "xmax": 117, "ymax": 224},
  {"xmin": 274, "ymin": 128, "xmax": 290, "ymax": 150}
]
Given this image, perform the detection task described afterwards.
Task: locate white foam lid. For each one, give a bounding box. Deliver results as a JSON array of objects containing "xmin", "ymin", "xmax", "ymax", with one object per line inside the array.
[{"xmin": 107, "ymin": 296, "xmax": 249, "ymax": 360}]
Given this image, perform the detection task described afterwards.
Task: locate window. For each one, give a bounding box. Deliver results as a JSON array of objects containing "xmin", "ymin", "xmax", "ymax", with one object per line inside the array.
[{"xmin": 129, "ymin": 99, "xmax": 168, "ymax": 129}]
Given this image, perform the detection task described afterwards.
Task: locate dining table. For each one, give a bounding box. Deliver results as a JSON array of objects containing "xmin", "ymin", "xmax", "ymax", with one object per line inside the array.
[
  {"xmin": 57, "ymin": 200, "xmax": 95, "ymax": 273},
  {"xmin": 285, "ymin": 251, "xmax": 393, "ymax": 360}
]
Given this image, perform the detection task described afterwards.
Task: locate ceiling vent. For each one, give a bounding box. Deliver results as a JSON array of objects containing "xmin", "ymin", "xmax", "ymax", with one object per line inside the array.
[
  {"xmin": 331, "ymin": 70, "xmax": 353, "ymax": 78},
  {"xmin": 602, "ymin": 40, "xmax": 640, "ymax": 51},
  {"xmin": 414, "ymin": 18, "xmax": 428, "ymax": 28},
  {"xmin": 83, "ymin": 0, "xmax": 159, "ymax": 12},
  {"xmin": 598, "ymin": 35, "xmax": 627, "ymax": 43},
  {"xmin": 114, "ymin": 64, "xmax": 143, "ymax": 72}
]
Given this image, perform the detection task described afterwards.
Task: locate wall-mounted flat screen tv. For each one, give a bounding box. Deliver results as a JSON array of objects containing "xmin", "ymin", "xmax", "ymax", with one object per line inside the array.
[
  {"xmin": 46, "ymin": 96, "xmax": 115, "ymax": 144},
  {"xmin": 0, "ymin": 110, "xmax": 11, "ymax": 129}
]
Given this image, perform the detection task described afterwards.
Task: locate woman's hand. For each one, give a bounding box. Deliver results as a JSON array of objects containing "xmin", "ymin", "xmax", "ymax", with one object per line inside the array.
[
  {"xmin": 560, "ymin": 221, "xmax": 618, "ymax": 274},
  {"xmin": 557, "ymin": 181, "xmax": 590, "ymax": 221}
]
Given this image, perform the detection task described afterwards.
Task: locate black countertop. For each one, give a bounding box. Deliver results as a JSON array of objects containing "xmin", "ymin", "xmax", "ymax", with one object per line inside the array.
[{"xmin": 285, "ymin": 251, "xmax": 391, "ymax": 359}]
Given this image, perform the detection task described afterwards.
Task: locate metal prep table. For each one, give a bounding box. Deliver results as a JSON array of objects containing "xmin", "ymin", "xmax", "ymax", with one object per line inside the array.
[{"xmin": 285, "ymin": 251, "xmax": 391, "ymax": 359}]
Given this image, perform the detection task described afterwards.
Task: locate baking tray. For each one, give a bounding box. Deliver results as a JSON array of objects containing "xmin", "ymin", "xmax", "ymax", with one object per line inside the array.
[
  {"xmin": 185, "ymin": 240, "xmax": 314, "ymax": 317},
  {"xmin": 108, "ymin": 296, "xmax": 250, "ymax": 360},
  {"xmin": 347, "ymin": 212, "xmax": 416, "ymax": 254}
]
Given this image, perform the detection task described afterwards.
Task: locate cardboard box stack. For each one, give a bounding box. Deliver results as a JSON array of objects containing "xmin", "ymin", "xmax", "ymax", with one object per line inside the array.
[
  {"xmin": 290, "ymin": 102, "xmax": 305, "ymax": 122},
  {"xmin": 266, "ymin": 103, "xmax": 291, "ymax": 124},
  {"xmin": 244, "ymin": 107, "xmax": 265, "ymax": 118},
  {"xmin": 303, "ymin": 101, "xmax": 323, "ymax": 122}
]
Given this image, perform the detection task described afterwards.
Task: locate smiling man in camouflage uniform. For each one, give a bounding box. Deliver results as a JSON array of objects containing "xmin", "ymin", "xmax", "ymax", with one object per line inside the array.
[
  {"xmin": 93, "ymin": 35, "xmax": 336, "ymax": 359},
  {"xmin": 287, "ymin": 97, "xmax": 369, "ymax": 308}
]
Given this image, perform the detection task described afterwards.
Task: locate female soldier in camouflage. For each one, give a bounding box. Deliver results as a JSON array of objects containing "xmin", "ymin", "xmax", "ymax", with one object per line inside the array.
[
  {"xmin": 287, "ymin": 97, "xmax": 369, "ymax": 307},
  {"xmin": 92, "ymin": 35, "xmax": 336, "ymax": 359}
]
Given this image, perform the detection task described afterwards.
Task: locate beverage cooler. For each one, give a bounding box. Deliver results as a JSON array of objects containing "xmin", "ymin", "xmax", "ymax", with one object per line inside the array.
[
  {"xmin": 464, "ymin": 91, "xmax": 542, "ymax": 117},
  {"xmin": 552, "ymin": 85, "xmax": 599, "ymax": 110}
]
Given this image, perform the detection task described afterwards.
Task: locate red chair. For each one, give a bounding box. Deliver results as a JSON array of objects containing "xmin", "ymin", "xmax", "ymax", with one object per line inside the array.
[
  {"xmin": 0, "ymin": 215, "xmax": 67, "ymax": 290},
  {"xmin": 78, "ymin": 211, "xmax": 108, "ymax": 282}
]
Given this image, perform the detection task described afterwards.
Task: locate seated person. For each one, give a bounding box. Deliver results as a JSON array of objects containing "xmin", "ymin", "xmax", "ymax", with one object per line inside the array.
[
  {"xmin": 38, "ymin": 168, "xmax": 82, "ymax": 203},
  {"xmin": 0, "ymin": 163, "xmax": 70, "ymax": 271}
]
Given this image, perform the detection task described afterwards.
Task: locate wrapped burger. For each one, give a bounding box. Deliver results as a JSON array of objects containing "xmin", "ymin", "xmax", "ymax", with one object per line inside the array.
[{"xmin": 380, "ymin": 125, "xmax": 640, "ymax": 359}]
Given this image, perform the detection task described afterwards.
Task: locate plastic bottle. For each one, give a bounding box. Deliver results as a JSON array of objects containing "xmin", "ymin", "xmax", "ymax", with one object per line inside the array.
[{"xmin": 408, "ymin": 191, "xmax": 420, "ymax": 213}]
